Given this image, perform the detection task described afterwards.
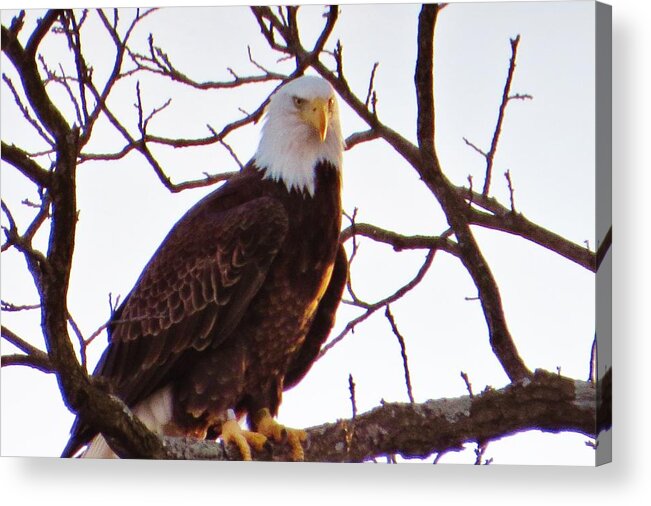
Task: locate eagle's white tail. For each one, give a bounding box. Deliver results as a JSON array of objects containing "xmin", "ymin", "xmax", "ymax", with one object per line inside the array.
[{"xmin": 81, "ymin": 385, "xmax": 175, "ymax": 458}]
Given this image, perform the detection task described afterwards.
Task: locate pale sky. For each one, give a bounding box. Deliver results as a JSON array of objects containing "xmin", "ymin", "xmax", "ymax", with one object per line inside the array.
[{"xmin": 2, "ymin": 1, "xmax": 599, "ymax": 466}]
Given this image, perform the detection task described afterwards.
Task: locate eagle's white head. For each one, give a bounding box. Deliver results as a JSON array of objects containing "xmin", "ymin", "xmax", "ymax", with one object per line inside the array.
[{"xmin": 254, "ymin": 75, "xmax": 344, "ymax": 196}]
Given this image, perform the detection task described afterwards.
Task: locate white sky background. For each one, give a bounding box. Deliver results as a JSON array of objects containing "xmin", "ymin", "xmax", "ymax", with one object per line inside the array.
[{"xmin": 1, "ymin": 0, "xmax": 599, "ymax": 468}]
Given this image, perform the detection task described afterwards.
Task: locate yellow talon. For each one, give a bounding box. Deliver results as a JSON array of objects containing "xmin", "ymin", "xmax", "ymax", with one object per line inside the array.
[
  {"xmin": 221, "ymin": 411, "xmax": 268, "ymax": 461},
  {"xmin": 253, "ymin": 408, "xmax": 308, "ymax": 462}
]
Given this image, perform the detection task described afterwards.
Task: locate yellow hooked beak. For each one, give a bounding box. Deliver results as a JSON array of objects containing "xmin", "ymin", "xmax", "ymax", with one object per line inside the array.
[{"xmin": 300, "ymin": 97, "xmax": 331, "ymax": 142}]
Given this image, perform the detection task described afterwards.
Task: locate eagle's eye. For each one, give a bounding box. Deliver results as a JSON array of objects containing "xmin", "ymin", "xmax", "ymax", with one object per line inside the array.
[{"xmin": 293, "ymin": 96, "xmax": 305, "ymax": 108}]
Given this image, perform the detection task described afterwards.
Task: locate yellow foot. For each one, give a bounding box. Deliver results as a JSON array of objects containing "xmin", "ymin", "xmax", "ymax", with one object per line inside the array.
[
  {"xmin": 221, "ymin": 410, "xmax": 268, "ymax": 461},
  {"xmin": 253, "ymin": 408, "xmax": 308, "ymax": 462}
]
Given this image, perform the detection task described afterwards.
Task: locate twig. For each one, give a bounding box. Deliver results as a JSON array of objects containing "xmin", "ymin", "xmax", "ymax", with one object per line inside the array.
[
  {"xmin": 1, "ymin": 300, "xmax": 41, "ymax": 312},
  {"xmin": 129, "ymin": 34, "xmax": 286, "ymax": 89},
  {"xmin": 63, "ymin": 10, "xmax": 90, "ymax": 124},
  {"xmin": 509, "ymin": 93, "xmax": 533, "ymax": 101},
  {"xmin": 144, "ymin": 97, "xmax": 172, "ymax": 132},
  {"xmin": 467, "ymin": 175, "xmax": 474, "ymax": 207},
  {"xmin": 345, "ymin": 129, "xmax": 379, "ymax": 151},
  {"xmin": 432, "ymin": 451, "xmax": 446, "ymax": 464},
  {"xmin": 1, "ymin": 199, "xmax": 18, "ymax": 249},
  {"xmin": 365, "ymin": 62, "xmax": 379, "ymax": 111},
  {"xmin": 348, "ymin": 373, "xmax": 358, "ymax": 419},
  {"xmin": 462, "ymin": 136, "xmax": 487, "ymax": 158},
  {"xmin": 460, "ymin": 371, "xmax": 474, "ymax": 397},
  {"xmin": 7, "ymin": 10, "xmax": 25, "ymax": 36},
  {"xmin": 341, "ymin": 208, "xmax": 368, "ymax": 307},
  {"xmin": 319, "ymin": 249, "xmax": 437, "ymax": 358},
  {"xmin": 67, "ymin": 313, "xmax": 87, "ymax": 370},
  {"xmin": 482, "ymin": 35, "xmax": 526, "ymax": 196},
  {"xmin": 474, "ymin": 442, "xmax": 492, "ymax": 465},
  {"xmin": 206, "ymin": 124, "xmax": 244, "ymax": 170},
  {"xmin": 2, "ymin": 74, "xmax": 55, "ymax": 146},
  {"xmin": 1, "ymin": 325, "xmax": 50, "ymax": 366},
  {"xmin": 504, "ymin": 169, "xmax": 516, "ymax": 212},
  {"xmin": 385, "ymin": 306, "xmax": 415, "ymax": 403},
  {"xmin": 22, "ymin": 192, "xmax": 52, "ymax": 244},
  {"xmin": 343, "ymin": 207, "xmax": 359, "ymax": 264},
  {"xmin": 50, "ymin": 61, "xmax": 83, "ymax": 126}
]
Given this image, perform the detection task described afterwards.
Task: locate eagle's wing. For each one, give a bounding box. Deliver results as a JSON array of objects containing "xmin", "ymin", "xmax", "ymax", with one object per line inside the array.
[
  {"xmin": 65, "ymin": 195, "xmax": 288, "ymax": 455},
  {"xmin": 284, "ymin": 243, "xmax": 348, "ymax": 389},
  {"xmin": 101, "ymin": 195, "xmax": 288, "ymax": 405}
]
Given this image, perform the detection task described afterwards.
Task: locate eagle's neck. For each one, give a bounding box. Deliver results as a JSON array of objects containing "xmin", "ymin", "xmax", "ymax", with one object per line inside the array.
[{"xmin": 253, "ymin": 115, "xmax": 344, "ymax": 197}]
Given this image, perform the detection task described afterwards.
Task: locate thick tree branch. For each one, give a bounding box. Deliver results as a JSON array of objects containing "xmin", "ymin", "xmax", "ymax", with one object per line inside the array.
[
  {"xmin": 2, "ymin": 325, "xmax": 47, "ymax": 357},
  {"xmin": 157, "ymin": 370, "xmax": 598, "ymax": 462},
  {"xmin": 2, "ymin": 11, "xmax": 71, "ymax": 142},
  {"xmin": 458, "ymin": 190, "xmax": 597, "ymax": 272},
  {"xmin": 25, "ymin": 10, "xmax": 60, "ymax": 57},
  {"xmin": 1, "ymin": 141, "xmax": 52, "ymax": 187},
  {"xmin": 415, "ymin": 4, "xmax": 439, "ymax": 159},
  {"xmin": 411, "ymin": 5, "xmax": 531, "ymax": 382},
  {"xmin": 2, "ymin": 353, "xmax": 54, "ymax": 373}
]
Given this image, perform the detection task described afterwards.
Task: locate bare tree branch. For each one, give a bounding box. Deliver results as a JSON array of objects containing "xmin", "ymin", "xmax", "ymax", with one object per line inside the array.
[
  {"xmin": 411, "ymin": 5, "xmax": 530, "ymax": 382},
  {"xmin": 158, "ymin": 370, "xmax": 598, "ymax": 462},
  {"xmin": 1, "ymin": 325, "xmax": 53, "ymax": 373},
  {"xmin": 1, "ymin": 141, "xmax": 52, "ymax": 187},
  {"xmin": 504, "ymin": 169, "xmax": 516, "ymax": 212},
  {"xmin": 415, "ymin": 4, "xmax": 439, "ymax": 160},
  {"xmin": 345, "ymin": 129, "xmax": 380, "ymax": 150},
  {"xmin": 320, "ymin": 248, "xmax": 437, "ymax": 358},
  {"xmin": 460, "ymin": 371, "xmax": 474, "ymax": 397},
  {"xmin": 385, "ymin": 305, "xmax": 415, "ymax": 403},
  {"xmin": 456, "ymin": 185, "xmax": 597, "ymax": 272},
  {"xmin": 129, "ymin": 33, "xmax": 287, "ymax": 89},
  {"xmin": 2, "ymin": 73, "xmax": 55, "ymax": 146},
  {"xmin": 1, "ymin": 300, "xmax": 41, "ymax": 312},
  {"xmin": 1, "ymin": 353, "xmax": 54, "ymax": 373},
  {"xmin": 25, "ymin": 9, "xmax": 60, "ymax": 57},
  {"xmin": 2, "ymin": 11, "xmax": 71, "ymax": 142},
  {"xmin": 340, "ymin": 222, "xmax": 458, "ymax": 255},
  {"xmin": 480, "ymin": 35, "xmax": 526, "ymax": 196}
]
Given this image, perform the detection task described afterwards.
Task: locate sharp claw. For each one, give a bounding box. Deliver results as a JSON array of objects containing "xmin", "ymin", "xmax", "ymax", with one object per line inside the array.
[
  {"xmin": 242, "ymin": 430, "xmax": 268, "ymax": 453},
  {"xmin": 221, "ymin": 419, "xmax": 254, "ymax": 461},
  {"xmin": 253, "ymin": 408, "xmax": 308, "ymax": 461},
  {"xmin": 221, "ymin": 413, "xmax": 270, "ymax": 461}
]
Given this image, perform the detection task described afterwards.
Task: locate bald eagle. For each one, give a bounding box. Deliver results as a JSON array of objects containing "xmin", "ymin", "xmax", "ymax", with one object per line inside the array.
[{"xmin": 62, "ymin": 75, "xmax": 347, "ymax": 460}]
